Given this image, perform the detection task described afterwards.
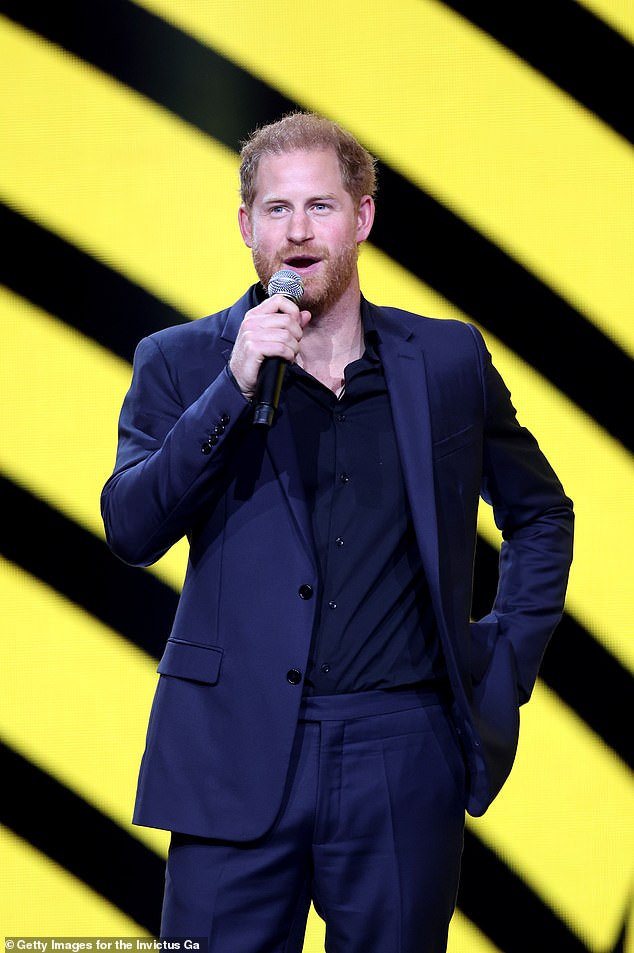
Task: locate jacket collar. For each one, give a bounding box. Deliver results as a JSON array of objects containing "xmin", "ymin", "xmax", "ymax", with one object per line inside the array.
[{"xmin": 220, "ymin": 285, "xmax": 260, "ymax": 345}]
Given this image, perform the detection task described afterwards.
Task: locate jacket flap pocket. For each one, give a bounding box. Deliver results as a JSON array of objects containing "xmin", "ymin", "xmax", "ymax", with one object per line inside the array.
[{"xmin": 157, "ymin": 639, "xmax": 223, "ymax": 684}]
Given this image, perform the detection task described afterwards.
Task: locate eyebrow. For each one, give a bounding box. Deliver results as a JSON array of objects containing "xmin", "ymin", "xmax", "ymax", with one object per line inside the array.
[{"xmin": 261, "ymin": 193, "xmax": 340, "ymax": 206}]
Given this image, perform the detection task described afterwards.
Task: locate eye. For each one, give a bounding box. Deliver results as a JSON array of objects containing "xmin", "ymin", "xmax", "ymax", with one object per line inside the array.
[{"xmin": 266, "ymin": 203, "xmax": 290, "ymax": 217}]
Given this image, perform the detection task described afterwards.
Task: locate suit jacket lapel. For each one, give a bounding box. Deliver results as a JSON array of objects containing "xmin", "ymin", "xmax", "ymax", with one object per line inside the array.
[
  {"xmin": 220, "ymin": 290, "xmax": 444, "ymax": 580},
  {"xmin": 220, "ymin": 286, "xmax": 317, "ymax": 568},
  {"xmin": 264, "ymin": 398, "xmax": 317, "ymax": 570},
  {"xmin": 369, "ymin": 303, "xmax": 442, "ymax": 601}
]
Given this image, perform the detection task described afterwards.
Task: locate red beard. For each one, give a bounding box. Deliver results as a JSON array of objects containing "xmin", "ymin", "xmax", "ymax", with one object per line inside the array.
[{"xmin": 253, "ymin": 240, "xmax": 359, "ymax": 318}]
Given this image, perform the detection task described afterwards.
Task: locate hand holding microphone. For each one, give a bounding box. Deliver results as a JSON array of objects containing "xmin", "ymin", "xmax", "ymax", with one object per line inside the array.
[{"xmin": 229, "ymin": 270, "xmax": 308, "ymax": 427}]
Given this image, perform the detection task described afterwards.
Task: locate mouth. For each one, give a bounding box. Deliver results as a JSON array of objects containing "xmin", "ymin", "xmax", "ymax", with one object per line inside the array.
[{"xmin": 282, "ymin": 255, "xmax": 321, "ymax": 275}]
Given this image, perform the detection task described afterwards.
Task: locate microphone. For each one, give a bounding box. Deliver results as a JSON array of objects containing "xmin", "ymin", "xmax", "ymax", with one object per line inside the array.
[{"xmin": 253, "ymin": 269, "xmax": 305, "ymax": 427}]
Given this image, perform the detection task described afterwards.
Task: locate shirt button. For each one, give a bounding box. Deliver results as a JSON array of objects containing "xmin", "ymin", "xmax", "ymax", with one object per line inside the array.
[
  {"xmin": 298, "ymin": 584, "xmax": 314, "ymax": 600},
  {"xmin": 320, "ymin": 664, "xmax": 331, "ymax": 674},
  {"xmin": 335, "ymin": 537, "xmax": 344, "ymax": 547},
  {"xmin": 286, "ymin": 668, "xmax": 302, "ymax": 685},
  {"xmin": 328, "ymin": 600, "xmax": 337, "ymax": 610},
  {"xmin": 339, "ymin": 472, "xmax": 350, "ymax": 484}
]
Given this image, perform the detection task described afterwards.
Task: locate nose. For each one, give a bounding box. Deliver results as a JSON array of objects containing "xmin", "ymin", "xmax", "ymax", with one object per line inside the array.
[{"xmin": 286, "ymin": 209, "xmax": 314, "ymax": 243}]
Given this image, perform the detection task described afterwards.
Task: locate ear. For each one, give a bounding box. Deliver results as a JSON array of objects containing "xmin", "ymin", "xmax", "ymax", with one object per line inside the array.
[
  {"xmin": 356, "ymin": 195, "xmax": 375, "ymax": 244},
  {"xmin": 238, "ymin": 205, "xmax": 253, "ymax": 248}
]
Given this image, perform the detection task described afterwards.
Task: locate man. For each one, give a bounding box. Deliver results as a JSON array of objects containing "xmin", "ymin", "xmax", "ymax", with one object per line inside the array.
[{"xmin": 101, "ymin": 112, "xmax": 574, "ymax": 951}]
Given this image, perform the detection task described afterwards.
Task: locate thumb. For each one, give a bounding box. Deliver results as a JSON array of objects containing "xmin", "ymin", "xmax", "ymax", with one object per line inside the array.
[{"xmin": 299, "ymin": 309, "xmax": 312, "ymax": 328}]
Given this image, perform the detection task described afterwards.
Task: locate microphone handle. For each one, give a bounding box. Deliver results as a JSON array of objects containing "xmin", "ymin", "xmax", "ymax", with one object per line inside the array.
[
  {"xmin": 252, "ymin": 272, "xmax": 303, "ymax": 428},
  {"xmin": 253, "ymin": 357, "xmax": 287, "ymax": 427}
]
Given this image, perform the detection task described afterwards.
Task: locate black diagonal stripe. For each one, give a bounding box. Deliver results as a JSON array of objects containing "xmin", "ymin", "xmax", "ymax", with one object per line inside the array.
[
  {"xmin": 440, "ymin": 0, "xmax": 634, "ymax": 145},
  {"xmin": 0, "ymin": 743, "xmax": 590, "ymax": 951},
  {"xmin": 0, "ymin": 202, "xmax": 186, "ymax": 364},
  {"xmin": 609, "ymin": 902, "xmax": 631, "ymax": 953},
  {"xmin": 472, "ymin": 537, "xmax": 632, "ymax": 768},
  {"xmin": 368, "ymin": 167, "xmax": 633, "ymax": 455},
  {"xmin": 459, "ymin": 828, "xmax": 589, "ymax": 953},
  {"xmin": 3, "ymin": 0, "xmax": 632, "ymax": 452},
  {"xmin": 3, "ymin": 470, "xmax": 630, "ymax": 773},
  {"xmin": 0, "ymin": 0, "xmax": 289, "ymax": 152},
  {"xmin": 0, "ymin": 739, "xmax": 163, "ymax": 935},
  {"xmin": 0, "ymin": 474, "xmax": 179, "ymax": 659}
]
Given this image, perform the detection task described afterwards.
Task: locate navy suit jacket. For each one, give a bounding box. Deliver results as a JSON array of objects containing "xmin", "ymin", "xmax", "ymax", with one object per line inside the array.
[{"xmin": 101, "ymin": 287, "xmax": 573, "ymax": 839}]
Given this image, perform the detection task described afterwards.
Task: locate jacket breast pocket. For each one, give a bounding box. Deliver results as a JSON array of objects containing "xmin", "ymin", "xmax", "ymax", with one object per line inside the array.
[
  {"xmin": 432, "ymin": 425, "xmax": 475, "ymax": 461},
  {"xmin": 157, "ymin": 638, "xmax": 223, "ymax": 685}
]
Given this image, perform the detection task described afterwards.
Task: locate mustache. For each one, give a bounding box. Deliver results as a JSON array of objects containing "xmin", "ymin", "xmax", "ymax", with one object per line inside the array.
[{"xmin": 278, "ymin": 246, "xmax": 329, "ymax": 261}]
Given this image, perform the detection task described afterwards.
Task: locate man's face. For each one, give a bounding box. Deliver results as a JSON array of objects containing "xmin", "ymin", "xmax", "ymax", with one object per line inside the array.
[{"xmin": 239, "ymin": 149, "xmax": 374, "ymax": 317}]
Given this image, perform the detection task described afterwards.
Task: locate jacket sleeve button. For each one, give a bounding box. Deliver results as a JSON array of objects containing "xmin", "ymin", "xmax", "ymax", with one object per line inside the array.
[
  {"xmin": 201, "ymin": 433, "xmax": 218, "ymax": 454},
  {"xmin": 286, "ymin": 669, "xmax": 302, "ymax": 685},
  {"xmin": 298, "ymin": 584, "xmax": 313, "ymax": 600}
]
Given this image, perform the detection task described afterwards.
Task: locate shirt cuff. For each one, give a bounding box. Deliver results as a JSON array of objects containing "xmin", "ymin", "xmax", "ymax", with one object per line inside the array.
[{"xmin": 225, "ymin": 363, "xmax": 252, "ymax": 403}]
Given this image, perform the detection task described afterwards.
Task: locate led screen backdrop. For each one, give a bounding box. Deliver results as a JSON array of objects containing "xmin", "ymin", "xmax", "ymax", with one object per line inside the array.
[{"xmin": 1, "ymin": 2, "xmax": 632, "ymax": 951}]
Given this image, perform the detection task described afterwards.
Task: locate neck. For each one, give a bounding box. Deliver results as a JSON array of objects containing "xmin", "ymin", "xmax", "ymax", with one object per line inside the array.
[{"xmin": 296, "ymin": 286, "xmax": 364, "ymax": 393}]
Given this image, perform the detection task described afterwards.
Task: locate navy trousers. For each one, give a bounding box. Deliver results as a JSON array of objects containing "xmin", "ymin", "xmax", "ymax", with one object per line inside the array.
[{"xmin": 160, "ymin": 689, "xmax": 466, "ymax": 952}]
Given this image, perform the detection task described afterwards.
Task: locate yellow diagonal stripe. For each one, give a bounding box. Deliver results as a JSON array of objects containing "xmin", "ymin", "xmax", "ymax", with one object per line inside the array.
[
  {"xmin": 0, "ymin": 831, "xmax": 499, "ymax": 953},
  {"xmin": 0, "ymin": 827, "xmax": 152, "ymax": 934},
  {"xmin": 358, "ymin": 253, "xmax": 634, "ymax": 674},
  {"xmin": 447, "ymin": 912, "xmax": 503, "ymax": 953},
  {"xmin": 0, "ymin": 555, "xmax": 168, "ymax": 859},
  {"xmin": 0, "ymin": 16, "xmax": 247, "ymax": 320},
  {"xmin": 0, "ymin": 285, "xmax": 186, "ymax": 592},
  {"xmin": 134, "ymin": 0, "xmax": 634, "ymax": 359},
  {"xmin": 469, "ymin": 680, "xmax": 634, "ymax": 950},
  {"xmin": 576, "ymin": 0, "xmax": 634, "ymax": 44},
  {"xmin": 304, "ymin": 905, "xmax": 506, "ymax": 953}
]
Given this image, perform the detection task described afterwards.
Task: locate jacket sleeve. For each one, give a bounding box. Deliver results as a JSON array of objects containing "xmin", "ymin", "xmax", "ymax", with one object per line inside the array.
[
  {"xmin": 467, "ymin": 324, "xmax": 574, "ymax": 704},
  {"xmin": 101, "ymin": 333, "xmax": 251, "ymax": 567}
]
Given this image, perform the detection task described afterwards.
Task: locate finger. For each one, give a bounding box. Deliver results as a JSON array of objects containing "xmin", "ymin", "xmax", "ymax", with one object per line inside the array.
[
  {"xmin": 241, "ymin": 311, "xmax": 305, "ymax": 343},
  {"xmin": 252, "ymin": 295, "xmax": 301, "ymax": 318}
]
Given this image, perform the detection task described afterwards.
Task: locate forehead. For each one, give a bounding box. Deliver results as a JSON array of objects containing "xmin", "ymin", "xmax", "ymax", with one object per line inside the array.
[{"xmin": 253, "ymin": 148, "xmax": 346, "ymax": 200}]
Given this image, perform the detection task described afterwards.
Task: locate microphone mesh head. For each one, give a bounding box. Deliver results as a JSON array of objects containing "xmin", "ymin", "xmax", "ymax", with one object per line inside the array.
[{"xmin": 267, "ymin": 270, "xmax": 304, "ymax": 303}]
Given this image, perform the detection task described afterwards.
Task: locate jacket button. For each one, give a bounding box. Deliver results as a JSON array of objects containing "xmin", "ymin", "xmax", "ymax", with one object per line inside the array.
[
  {"xmin": 298, "ymin": 584, "xmax": 313, "ymax": 600},
  {"xmin": 286, "ymin": 668, "xmax": 302, "ymax": 685},
  {"xmin": 201, "ymin": 442, "xmax": 212, "ymax": 455}
]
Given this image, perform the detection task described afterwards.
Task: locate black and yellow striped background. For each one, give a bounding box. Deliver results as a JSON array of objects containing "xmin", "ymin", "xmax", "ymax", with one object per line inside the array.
[{"xmin": 1, "ymin": 2, "xmax": 632, "ymax": 950}]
